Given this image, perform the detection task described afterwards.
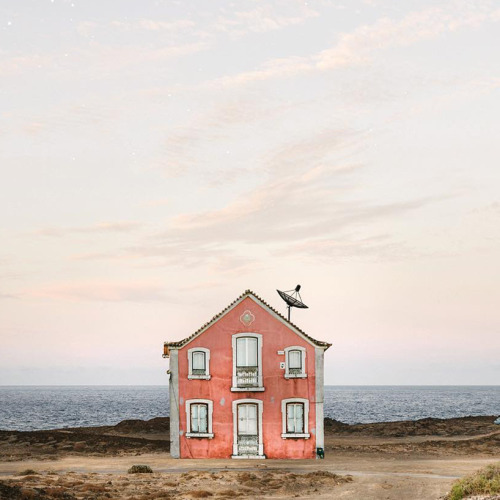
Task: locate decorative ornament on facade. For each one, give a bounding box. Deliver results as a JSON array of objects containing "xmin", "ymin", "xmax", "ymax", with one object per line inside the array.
[{"xmin": 239, "ymin": 310, "xmax": 255, "ymax": 326}]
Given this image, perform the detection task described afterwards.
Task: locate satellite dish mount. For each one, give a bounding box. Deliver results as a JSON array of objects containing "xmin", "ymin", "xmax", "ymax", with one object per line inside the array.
[{"xmin": 276, "ymin": 284, "xmax": 308, "ymax": 321}]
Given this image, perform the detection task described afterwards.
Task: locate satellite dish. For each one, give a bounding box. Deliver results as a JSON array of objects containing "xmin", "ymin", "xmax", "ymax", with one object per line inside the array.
[{"xmin": 277, "ymin": 284, "xmax": 308, "ymax": 321}]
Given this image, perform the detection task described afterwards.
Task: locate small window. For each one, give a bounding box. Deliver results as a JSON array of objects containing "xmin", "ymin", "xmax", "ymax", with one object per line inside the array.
[
  {"xmin": 192, "ymin": 351, "xmax": 206, "ymax": 375},
  {"xmin": 286, "ymin": 403, "xmax": 304, "ymax": 433},
  {"xmin": 288, "ymin": 350, "xmax": 302, "ymax": 372},
  {"xmin": 191, "ymin": 403, "xmax": 208, "ymax": 433},
  {"xmin": 281, "ymin": 398, "xmax": 310, "ymax": 439},
  {"xmin": 188, "ymin": 348, "xmax": 211, "ymax": 380},
  {"xmin": 284, "ymin": 346, "xmax": 307, "ymax": 378},
  {"xmin": 185, "ymin": 399, "xmax": 214, "ymax": 438}
]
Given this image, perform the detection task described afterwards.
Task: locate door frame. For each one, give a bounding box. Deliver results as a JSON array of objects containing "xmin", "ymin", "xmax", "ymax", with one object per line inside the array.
[{"xmin": 231, "ymin": 399, "xmax": 264, "ymax": 459}]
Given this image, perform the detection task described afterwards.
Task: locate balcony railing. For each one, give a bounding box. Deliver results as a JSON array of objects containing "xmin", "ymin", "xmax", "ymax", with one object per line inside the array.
[
  {"xmin": 237, "ymin": 435, "xmax": 259, "ymax": 455},
  {"xmin": 288, "ymin": 367, "xmax": 303, "ymax": 375},
  {"xmin": 236, "ymin": 366, "xmax": 258, "ymax": 387}
]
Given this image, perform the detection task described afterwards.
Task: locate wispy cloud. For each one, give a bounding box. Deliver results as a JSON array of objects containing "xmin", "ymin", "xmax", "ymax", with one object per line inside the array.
[
  {"xmin": 214, "ymin": 5, "xmax": 319, "ymax": 37},
  {"xmin": 36, "ymin": 221, "xmax": 143, "ymax": 237},
  {"xmin": 99, "ymin": 129, "xmax": 442, "ymax": 268},
  {"xmin": 209, "ymin": 1, "xmax": 500, "ymax": 87},
  {"xmin": 30, "ymin": 281, "xmax": 167, "ymax": 302}
]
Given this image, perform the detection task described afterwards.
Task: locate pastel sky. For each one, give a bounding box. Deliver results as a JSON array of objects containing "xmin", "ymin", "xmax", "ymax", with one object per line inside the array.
[{"xmin": 1, "ymin": 0, "xmax": 499, "ymax": 386}]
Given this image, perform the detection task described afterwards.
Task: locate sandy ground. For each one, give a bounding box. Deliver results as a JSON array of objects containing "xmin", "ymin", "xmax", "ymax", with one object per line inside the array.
[{"xmin": 0, "ymin": 416, "xmax": 499, "ymax": 499}]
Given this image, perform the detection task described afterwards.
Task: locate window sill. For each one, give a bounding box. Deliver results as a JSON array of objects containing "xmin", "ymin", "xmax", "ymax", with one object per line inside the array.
[
  {"xmin": 188, "ymin": 375, "xmax": 211, "ymax": 380},
  {"xmin": 230, "ymin": 387, "xmax": 265, "ymax": 392},
  {"xmin": 231, "ymin": 454, "xmax": 266, "ymax": 459},
  {"xmin": 284, "ymin": 374, "xmax": 307, "ymax": 379},
  {"xmin": 281, "ymin": 433, "xmax": 310, "ymax": 439},
  {"xmin": 186, "ymin": 432, "xmax": 214, "ymax": 439}
]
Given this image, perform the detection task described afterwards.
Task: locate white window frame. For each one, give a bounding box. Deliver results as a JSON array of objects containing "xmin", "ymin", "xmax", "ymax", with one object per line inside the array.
[
  {"xmin": 281, "ymin": 398, "xmax": 310, "ymax": 439},
  {"xmin": 185, "ymin": 399, "xmax": 214, "ymax": 438},
  {"xmin": 187, "ymin": 347, "xmax": 211, "ymax": 380},
  {"xmin": 231, "ymin": 399, "xmax": 265, "ymax": 458},
  {"xmin": 284, "ymin": 346, "xmax": 307, "ymax": 379},
  {"xmin": 231, "ymin": 333, "xmax": 264, "ymax": 392}
]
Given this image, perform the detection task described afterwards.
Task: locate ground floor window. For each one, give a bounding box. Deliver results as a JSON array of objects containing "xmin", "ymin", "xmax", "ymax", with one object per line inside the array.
[
  {"xmin": 281, "ymin": 398, "xmax": 310, "ymax": 439},
  {"xmin": 286, "ymin": 402, "xmax": 304, "ymax": 433},
  {"xmin": 185, "ymin": 399, "xmax": 214, "ymax": 438}
]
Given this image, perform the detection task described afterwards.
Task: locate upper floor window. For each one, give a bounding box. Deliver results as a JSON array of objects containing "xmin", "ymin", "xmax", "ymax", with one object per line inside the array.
[
  {"xmin": 281, "ymin": 398, "xmax": 310, "ymax": 439},
  {"xmin": 185, "ymin": 399, "xmax": 214, "ymax": 438},
  {"xmin": 284, "ymin": 346, "xmax": 307, "ymax": 379},
  {"xmin": 231, "ymin": 333, "xmax": 264, "ymax": 392},
  {"xmin": 188, "ymin": 347, "xmax": 211, "ymax": 380}
]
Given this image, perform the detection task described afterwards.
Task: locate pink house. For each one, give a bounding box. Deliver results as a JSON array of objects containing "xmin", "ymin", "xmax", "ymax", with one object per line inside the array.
[{"xmin": 162, "ymin": 290, "xmax": 331, "ymax": 459}]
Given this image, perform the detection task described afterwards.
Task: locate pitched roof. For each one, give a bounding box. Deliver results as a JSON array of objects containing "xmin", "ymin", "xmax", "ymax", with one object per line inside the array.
[{"xmin": 163, "ymin": 289, "xmax": 331, "ymax": 353}]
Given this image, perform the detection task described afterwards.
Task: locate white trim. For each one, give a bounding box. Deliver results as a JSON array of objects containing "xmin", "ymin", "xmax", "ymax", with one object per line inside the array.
[
  {"xmin": 232, "ymin": 399, "xmax": 264, "ymax": 458},
  {"xmin": 231, "ymin": 333, "xmax": 263, "ymax": 390},
  {"xmin": 168, "ymin": 292, "xmax": 328, "ymax": 350},
  {"xmin": 187, "ymin": 347, "xmax": 211, "ymax": 380},
  {"xmin": 281, "ymin": 398, "xmax": 309, "ymax": 439},
  {"xmin": 185, "ymin": 399, "xmax": 214, "ymax": 438},
  {"xmin": 284, "ymin": 346, "xmax": 307, "ymax": 379},
  {"xmin": 315, "ymin": 347, "xmax": 325, "ymax": 456},
  {"xmin": 169, "ymin": 350, "xmax": 180, "ymax": 458}
]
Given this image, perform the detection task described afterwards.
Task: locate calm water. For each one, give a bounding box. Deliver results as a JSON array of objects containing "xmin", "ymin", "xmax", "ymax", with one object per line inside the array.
[{"xmin": 0, "ymin": 386, "xmax": 498, "ymax": 431}]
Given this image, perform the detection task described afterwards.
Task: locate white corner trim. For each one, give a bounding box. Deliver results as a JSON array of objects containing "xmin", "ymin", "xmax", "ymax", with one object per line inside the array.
[
  {"xmin": 185, "ymin": 399, "xmax": 214, "ymax": 436},
  {"xmin": 232, "ymin": 398, "xmax": 264, "ymax": 457},
  {"xmin": 231, "ymin": 333, "xmax": 263, "ymax": 390},
  {"xmin": 281, "ymin": 397, "xmax": 310, "ymax": 437},
  {"xmin": 315, "ymin": 347, "xmax": 325, "ymax": 454},
  {"xmin": 169, "ymin": 350, "xmax": 180, "ymax": 458},
  {"xmin": 187, "ymin": 347, "xmax": 211, "ymax": 379},
  {"xmin": 284, "ymin": 346, "xmax": 307, "ymax": 378}
]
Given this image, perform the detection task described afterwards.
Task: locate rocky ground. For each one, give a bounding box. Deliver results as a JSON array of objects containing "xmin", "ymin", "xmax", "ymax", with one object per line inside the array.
[{"xmin": 0, "ymin": 416, "xmax": 498, "ymax": 499}]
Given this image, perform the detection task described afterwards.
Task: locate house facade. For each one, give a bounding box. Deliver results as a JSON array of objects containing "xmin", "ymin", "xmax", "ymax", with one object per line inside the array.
[{"xmin": 163, "ymin": 290, "xmax": 331, "ymax": 459}]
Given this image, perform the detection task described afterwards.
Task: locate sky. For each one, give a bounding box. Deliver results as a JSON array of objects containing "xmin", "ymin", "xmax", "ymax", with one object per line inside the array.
[{"xmin": 1, "ymin": 0, "xmax": 499, "ymax": 386}]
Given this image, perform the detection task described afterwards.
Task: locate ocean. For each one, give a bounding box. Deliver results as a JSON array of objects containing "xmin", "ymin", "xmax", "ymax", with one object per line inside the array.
[{"xmin": 0, "ymin": 385, "xmax": 498, "ymax": 431}]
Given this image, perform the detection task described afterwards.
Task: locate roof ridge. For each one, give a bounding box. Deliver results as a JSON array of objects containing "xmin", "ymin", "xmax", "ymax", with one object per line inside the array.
[{"xmin": 163, "ymin": 289, "xmax": 331, "ymax": 350}]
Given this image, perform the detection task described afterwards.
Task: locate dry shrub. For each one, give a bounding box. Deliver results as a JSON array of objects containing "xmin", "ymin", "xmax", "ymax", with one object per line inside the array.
[
  {"xmin": 79, "ymin": 483, "xmax": 108, "ymax": 492},
  {"xmin": 163, "ymin": 481, "xmax": 177, "ymax": 487},
  {"xmin": 236, "ymin": 473, "xmax": 256, "ymax": 482},
  {"xmin": 216, "ymin": 490, "xmax": 240, "ymax": 497},
  {"xmin": 128, "ymin": 465, "xmax": 153, "ymax": 474},
  {"xmin": 72, "ymin": 442, "xmax": 86, "ymax": 451},
  {"xmin": 20, "ymin": 489, "xmax": 37, "ymax": 500},
  {"xmin": 45, "ymin": 486, "xmax": 75, "ymax": 498},
  {"xmin": 189, "ymin": 491, "xmax": 213, "ymax": 498},
  {"xmin": 18, "ymin": 469, "xmax": 39, "ymax": 476}
]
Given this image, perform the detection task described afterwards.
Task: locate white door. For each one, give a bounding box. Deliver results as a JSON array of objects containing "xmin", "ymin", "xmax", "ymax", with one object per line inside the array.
[{"xmin": 237, "ymin": 403, "xmax": 258, "ymax": 456}]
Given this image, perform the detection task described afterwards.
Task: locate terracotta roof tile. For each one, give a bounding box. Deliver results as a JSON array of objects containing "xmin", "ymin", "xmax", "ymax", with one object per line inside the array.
[{"xmin": 163, "ymin": 290, "xmax": 331, "ymax": 352}]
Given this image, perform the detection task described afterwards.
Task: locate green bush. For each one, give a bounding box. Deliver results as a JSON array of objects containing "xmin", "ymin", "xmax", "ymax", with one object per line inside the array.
[
  {"xmin": 127, "ymin": 464, "xmax": 153, "ymax": 474},
  {"xmin": 446, "ymin": 463, "xmax": 500, "ymax": 500}
]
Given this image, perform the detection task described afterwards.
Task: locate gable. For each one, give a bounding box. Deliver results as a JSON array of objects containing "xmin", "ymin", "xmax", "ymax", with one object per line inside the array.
[{"xmin": 163, "ymin": 290, "xmax": 331, "ymax": 355}]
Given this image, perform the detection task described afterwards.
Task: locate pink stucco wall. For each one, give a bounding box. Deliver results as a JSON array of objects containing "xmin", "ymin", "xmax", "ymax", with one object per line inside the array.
[{"xmin": 177, "ymin": 297, "xmax": 317, "ymax": 459}]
